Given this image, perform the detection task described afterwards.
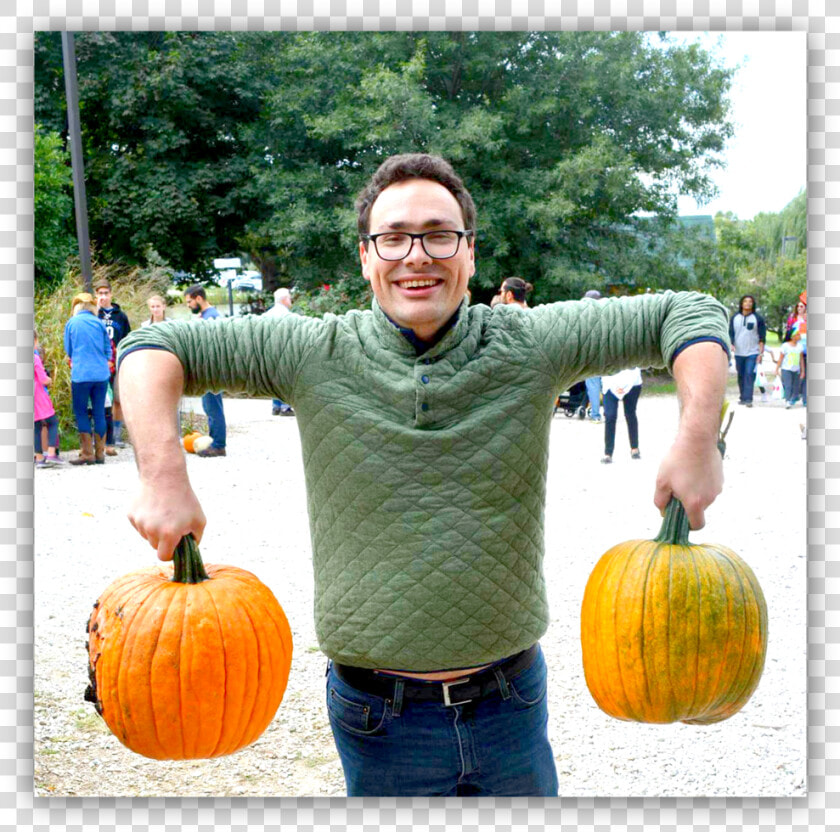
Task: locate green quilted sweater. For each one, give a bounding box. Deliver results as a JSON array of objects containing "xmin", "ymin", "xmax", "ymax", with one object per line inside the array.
[{"xmin": 118, "ymin": 291, "xmax": 729, "ymax": 671}]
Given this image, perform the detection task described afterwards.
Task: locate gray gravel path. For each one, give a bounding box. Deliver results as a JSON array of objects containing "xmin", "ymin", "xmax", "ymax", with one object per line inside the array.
[{"xmin": 33, "ymin": 385, "xmax": 806, "ymax": 797}]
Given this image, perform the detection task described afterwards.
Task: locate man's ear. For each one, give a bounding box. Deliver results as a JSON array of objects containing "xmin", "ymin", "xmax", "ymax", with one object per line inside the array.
[{"xmin": 359, "ymin": 241, "xmax": 371, "ymax": 282}]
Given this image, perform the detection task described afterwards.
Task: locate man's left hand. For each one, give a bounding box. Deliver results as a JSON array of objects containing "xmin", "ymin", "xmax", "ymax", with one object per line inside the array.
[{"xmin": 653, "ymin": 435, "xmax": 723, "ymax": 530}]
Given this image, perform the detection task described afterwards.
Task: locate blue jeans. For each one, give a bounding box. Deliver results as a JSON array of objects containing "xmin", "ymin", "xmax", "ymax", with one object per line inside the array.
[
  {"xmin": 202, "ymin": 392, "xmax": 226, "ymax": 449},
  {"xmin": 585, "ymin": 376, "xmax": 602, "ymax": 419},
  {"xmin": 781, "ymin": 369, "xmax": 801, "ymax": 404},
  {"xmin": 734, "ymin": 354, "xmax": 758, "ymax": 403},
  {"xmin": 326, "ymin": 645, "xmax": 558, "ymax": 796},
  {"xmin": 272, "ymin": 398, "xmax": 292, "ymax": 412},
  {"xmin": 34, "ymin": 414, "xmax": 59, "ymax": 453},
  {"xmin": 71, "ymin": 380, "xmax": 108, "ymax": 436}
]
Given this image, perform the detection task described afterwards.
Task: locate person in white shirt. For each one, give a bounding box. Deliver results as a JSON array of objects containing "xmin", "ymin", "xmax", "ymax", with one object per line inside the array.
[{"xmin": 600, "ymin": 367, "xmax": 643, "ymax": 464}]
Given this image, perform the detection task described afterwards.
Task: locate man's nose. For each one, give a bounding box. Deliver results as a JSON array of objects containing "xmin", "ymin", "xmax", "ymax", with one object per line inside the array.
[{"xmin": 403, "ymin": 236, "xmax": 432, "ymax": 263}]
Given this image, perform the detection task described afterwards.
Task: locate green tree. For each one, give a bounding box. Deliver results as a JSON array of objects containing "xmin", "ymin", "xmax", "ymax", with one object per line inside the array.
[
  {"xmin": 34, "ymin": 123, "xmax": 75, "ymax": 289},
  {"xmin": 36, "ymin": 31, "xmax": 735, "ymax": 298}
]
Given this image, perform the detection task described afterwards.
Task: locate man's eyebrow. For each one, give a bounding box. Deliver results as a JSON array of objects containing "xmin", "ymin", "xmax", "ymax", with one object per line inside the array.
[{"xmin": 378, "ymin": 218, "xmax": 459, "ymax": 230}]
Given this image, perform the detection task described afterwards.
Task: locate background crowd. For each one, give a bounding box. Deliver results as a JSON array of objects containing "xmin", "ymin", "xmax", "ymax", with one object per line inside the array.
[{"xmin": 34, "ymin": 282, "xmax": 807, "ymax": 470}]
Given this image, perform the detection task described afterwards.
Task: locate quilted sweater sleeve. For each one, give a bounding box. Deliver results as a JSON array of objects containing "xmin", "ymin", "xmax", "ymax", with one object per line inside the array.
[
  {"xmin": 116, "ymin": 312, "xmax": 323, "ymax": 403},
  {"xmin": 527, "ymin": 290, "xmax": 730, "ymax": 387}
]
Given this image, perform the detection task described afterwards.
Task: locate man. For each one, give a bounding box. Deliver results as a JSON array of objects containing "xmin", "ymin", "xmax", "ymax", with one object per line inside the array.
[
  {"xmin": 117, "ymin": 154, "xmax": 730, "ymax": 797},
  {"xmin": 94, "ymin": 279, "xmax": 131, "ymax": 454},
  {"xmin": 499, "ymin": 276, "xmax": 532, "ymax": 308},
  {"xmin": 264, "ymin": 287, "xmax": 295, "ymax": 416},
  {"xmin": 183, "ymin": 285, "xmax": 227, "ymax": 458},
  {"xmin": 728, "ymin": 294, "xmax": 766, "ymax": 408}
]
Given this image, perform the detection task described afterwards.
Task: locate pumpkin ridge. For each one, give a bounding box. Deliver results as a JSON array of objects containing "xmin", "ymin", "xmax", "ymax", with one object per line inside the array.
[
  {"xmin": 118, "ymin": 581, "xmax": 170, "ymax": 759},
  {"xmin": 696, "ymin": 546, "xmax": 764, "ymax": 722},
  {"xmin": 639, "ymin": 540, "xmax": 659, "ymax": 721},
  {"xmin": 686, "ymin": 543, "xmax": 704, "ymax": 720},
  {"xmin": 613, "ymin": 542, "xmax": 643, "ymax": 723},
  {"xmin": 240, "ymin": 584, "xmax": 293, "ymax": 747},
  {"xmin": 665, "ymin": 542, "xmax": 676, "ymax": 721},
  {"xmin": 101, "ymin": 577, "xmax": 166, "ymax": 755},
  {"xmin": 200, "ymin": 580, "xmax": 234, "ymax": 758},
  {"xmin": 581, "ymin": 548, "xmax": 614, "ymax": 715},
  {"xmin": 236, "ymin": 595, "xmax": 275, "ymax": 750},
  {"xmin": 177, "ymin": 582, "xmax": 192, "ymax": 757},
  {"xmin": 694, "ymin": 547, "xmax": 737, "ymax": 720},
  {"xmin": 149, "ymin": 582, "xmax": 186, "ymax": 758}
]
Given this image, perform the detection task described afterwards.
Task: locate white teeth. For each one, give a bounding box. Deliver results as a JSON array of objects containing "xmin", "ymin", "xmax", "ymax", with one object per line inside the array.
[{"xmin": 399, "ymin": 279, "xmax": 439, "ymax": 289}]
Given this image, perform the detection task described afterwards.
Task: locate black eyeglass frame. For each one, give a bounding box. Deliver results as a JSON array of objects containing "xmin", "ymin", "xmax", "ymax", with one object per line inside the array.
[{"xmin": 360, "ymin": 229, "xmax": 474, "ymax": 261}]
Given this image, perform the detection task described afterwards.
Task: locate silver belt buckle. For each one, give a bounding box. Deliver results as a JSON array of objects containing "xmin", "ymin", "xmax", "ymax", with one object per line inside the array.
[{"xmin": 441, "ymin": 676, "xmax": 472, "ymax": 707}]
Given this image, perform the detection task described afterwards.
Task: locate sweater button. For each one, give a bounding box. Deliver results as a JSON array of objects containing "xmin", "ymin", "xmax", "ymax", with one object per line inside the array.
[
  {"xmin": 421, "ymin": 403, "xmax": 429, "ymax": 412},
  {"xmin": 421, "ymin": 375, "xmax": 430, "ymax": 384}
]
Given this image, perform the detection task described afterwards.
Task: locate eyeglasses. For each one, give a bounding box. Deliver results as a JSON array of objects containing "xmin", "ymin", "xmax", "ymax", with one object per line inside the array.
[{"xmin": 361, "ymin": 230, "xmax": 474, "ymax": 261}]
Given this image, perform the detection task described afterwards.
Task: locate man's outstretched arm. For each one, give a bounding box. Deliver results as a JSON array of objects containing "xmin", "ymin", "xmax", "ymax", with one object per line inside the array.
[
  {"xmin": 118, "ymin": 349, "xmax": 206, "ymax": 561},
  {"xmin": 653, "ymin": 340, "xmax": 729, "ymax": 530}
]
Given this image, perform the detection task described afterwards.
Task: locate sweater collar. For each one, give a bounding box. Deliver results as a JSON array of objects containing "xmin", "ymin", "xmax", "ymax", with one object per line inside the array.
[{"xmin": 372, "ymin": 297, "xmax": 472, "ymax": 358}]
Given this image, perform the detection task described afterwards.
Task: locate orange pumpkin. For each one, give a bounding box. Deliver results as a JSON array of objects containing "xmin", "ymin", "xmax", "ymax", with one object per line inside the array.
[
  {"xmin": 183, "ymin": 432, "xmax": 202, "ymax": 453},
  {"xmin": 580, "ymin": 499, "xmax": 767, "ymax": 725},
  {"xmin": 85, "ymin": 535, "xmax": 293, "ymax": 759}
]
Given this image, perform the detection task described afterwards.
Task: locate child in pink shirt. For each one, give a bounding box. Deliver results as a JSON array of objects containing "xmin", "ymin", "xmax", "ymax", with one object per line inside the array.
[{"xmin": 34, "ymin": 332, "xmax": 64, "ymax": 467}]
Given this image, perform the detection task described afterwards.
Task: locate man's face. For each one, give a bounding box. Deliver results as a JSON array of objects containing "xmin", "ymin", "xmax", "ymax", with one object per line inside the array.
[
  {"xmin": 186, "ymin": 294, "xmax": 201, "ymax": 314},
  {"xmin": 359, "ymin": 178, "xmax": 475, "ymax": 341},
  {"xmin": 742, "ymin": 297, "xmax": 754, "ymax": 314},
  {"xmin": 95, "ymin": 287, "xmax": 112, "ymax": 309}
]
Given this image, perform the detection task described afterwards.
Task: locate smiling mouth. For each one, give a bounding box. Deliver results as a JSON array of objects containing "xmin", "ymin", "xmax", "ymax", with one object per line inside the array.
[{"xmin": 395, "ymin": 278, "xmax": 442, "ymax": 289}]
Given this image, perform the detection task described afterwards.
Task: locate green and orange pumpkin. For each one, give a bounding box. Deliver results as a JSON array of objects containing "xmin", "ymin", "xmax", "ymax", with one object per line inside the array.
[
  {"xmin": 85, "ymin": 535, "xmax": 293, "ymax": 759},
  {"xmin": 580, "ymin": 498, "xmax": 767, "ymax": 725}
]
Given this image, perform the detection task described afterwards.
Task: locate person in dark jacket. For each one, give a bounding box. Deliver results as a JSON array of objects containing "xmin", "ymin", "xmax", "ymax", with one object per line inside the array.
[
  {"xmin": 94, "ymin": 279, "xmax": 132, "ymax": 453},
  {"xmin": 728, "ymin": 294, "xmax": 766, "ymax": 408},
  {"xmin": 64, "ymin": 293, "xmax": 112, "ymax": 464}
]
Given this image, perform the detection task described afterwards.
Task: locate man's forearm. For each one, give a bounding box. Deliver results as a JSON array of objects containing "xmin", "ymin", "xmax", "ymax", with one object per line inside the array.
[
  {"xmin": 672, "ymin": 341, "xmax": 729, "ymax": 444},
  {"xmin": 653, "ymin": 341, "xmax": 728, "ymax": 528},
  {"xmin": 118, "ymin": 349, "xmax": 186, "ymax": 479}
]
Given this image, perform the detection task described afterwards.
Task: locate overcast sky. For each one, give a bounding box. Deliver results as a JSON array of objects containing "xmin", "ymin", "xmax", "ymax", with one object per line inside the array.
[{"xmin": 654, "ymin": 32, "xmax": 807, "ymax": 220}]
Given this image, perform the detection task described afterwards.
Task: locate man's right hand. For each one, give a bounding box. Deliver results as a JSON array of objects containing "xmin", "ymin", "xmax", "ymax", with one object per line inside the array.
[{"xmin": 128, "ymin": 478, "xmax": 206, "ymax": 561}]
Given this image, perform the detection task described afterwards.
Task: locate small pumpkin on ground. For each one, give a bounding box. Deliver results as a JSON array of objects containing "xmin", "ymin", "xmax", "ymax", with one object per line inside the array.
[
  {"xmin": 182, "ymin": 432, "xmax": 203, "ymax": 453},
  {"xmin": 580, "ymin": 498, "xmax": 767, "ymax": 725},
  {"xmin": 85, "ymin": 535, "xmax": 293, "ymax": 759}
]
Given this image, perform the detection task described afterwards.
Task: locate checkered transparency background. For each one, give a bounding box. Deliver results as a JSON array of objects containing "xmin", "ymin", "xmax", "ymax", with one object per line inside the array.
[{"xmin": 1, "ymin": 0, "xmax": 834, "ymax": 829}]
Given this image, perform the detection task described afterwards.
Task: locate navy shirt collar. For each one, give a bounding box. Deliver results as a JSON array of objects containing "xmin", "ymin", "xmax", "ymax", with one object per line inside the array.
[{"xmin": 382, "ymin": 307, "xmax": 462, "ymax": 355}]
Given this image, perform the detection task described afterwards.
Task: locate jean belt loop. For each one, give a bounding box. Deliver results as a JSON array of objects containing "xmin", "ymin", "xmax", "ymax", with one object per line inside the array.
[
  {"xmin": 493, "ymin": 666, "xmax": 511, "ymax": 700},
  {"xmin": 392, "ymin": 678, "xmax": 405, "ymax": 718}
]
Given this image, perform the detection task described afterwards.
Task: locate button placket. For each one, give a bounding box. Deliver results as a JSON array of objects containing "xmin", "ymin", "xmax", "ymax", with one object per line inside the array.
[{"xmin": 416, "ymin": 359, "xmax": 432, "ymax": 420}]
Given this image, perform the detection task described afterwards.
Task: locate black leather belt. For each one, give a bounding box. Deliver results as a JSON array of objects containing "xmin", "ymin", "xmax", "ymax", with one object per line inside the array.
[{"xmin": 331, "ymin": 643, "xmax": 539, "ymax": 707}]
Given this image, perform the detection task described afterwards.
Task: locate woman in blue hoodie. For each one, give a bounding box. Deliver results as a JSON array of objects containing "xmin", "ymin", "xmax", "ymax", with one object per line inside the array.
[{"xmin": 63, "ymin": 293, "xmax": 112, "ymax": 464}]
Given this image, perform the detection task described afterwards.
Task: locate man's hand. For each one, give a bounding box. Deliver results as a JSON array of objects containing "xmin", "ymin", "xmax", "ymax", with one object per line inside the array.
[
  {"xmin": 654, "ymin": 436, "xmax": 723, "ymax": 530},
  {"xmin": 653, "ymin": 341, "xmax": 728, "ymax": 530},
  {"xmin": 128, "ymin": 478, "xmax": 206, "ymax": 561}
]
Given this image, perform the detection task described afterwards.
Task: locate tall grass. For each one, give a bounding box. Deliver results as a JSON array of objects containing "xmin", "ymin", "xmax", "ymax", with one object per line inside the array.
[{"xmin": 34, "ymin": 264, "xmax": 172, "ymax": 451}]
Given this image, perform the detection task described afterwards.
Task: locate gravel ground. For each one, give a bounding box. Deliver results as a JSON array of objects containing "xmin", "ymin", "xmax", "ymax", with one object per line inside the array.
[{"xmin": 33, "ymin": 372, "xmax": 807, "ymax": 797}]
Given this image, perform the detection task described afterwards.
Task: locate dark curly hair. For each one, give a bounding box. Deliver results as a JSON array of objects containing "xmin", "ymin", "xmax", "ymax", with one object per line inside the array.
[{"xmin": 356, "ymin": 154, "xmax": 477, "ymax": 236}]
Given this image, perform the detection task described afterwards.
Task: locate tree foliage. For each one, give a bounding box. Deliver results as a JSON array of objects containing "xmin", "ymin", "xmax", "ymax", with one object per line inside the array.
[
  {"xmin": 36, "ymin": 31, "xmax": 738, "ymax": 298},
  {"xmin": 34, "ymin": 124, "xmax": 75, "ymax": 288}
]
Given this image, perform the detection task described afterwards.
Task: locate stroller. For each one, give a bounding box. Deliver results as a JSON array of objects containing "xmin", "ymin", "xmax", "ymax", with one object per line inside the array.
[{"xmin": 554, "ymin": 380, "xmax": 589, "ymax": 419}]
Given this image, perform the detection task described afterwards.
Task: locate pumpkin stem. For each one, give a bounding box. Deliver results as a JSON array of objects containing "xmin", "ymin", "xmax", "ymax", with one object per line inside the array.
[
  {"xmin": 654, "ymin": 497, "xmax": 691, "ymax": 545},
  {"xmin": 172, "ymin": 534, "xmax": 210, "ymax": 584}
]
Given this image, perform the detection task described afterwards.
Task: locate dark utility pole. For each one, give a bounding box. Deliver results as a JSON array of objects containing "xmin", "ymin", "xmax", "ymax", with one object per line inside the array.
[{"xmin": 60, "ymin": 31, "xmax": 93, "ymax": 292}]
